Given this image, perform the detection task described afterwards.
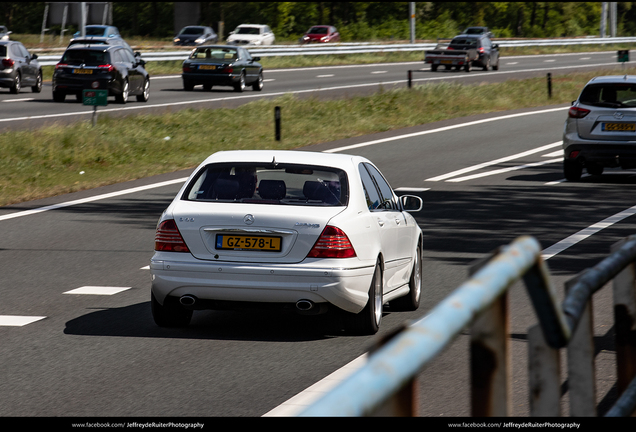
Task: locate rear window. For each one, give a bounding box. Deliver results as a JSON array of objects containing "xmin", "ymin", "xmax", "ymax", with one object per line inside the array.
[
  {"xmin": 183, "ymin": 162, "xmax": 349, "ymax": 206},
  {"xmin": 189, "ymin": 47, "xmax": 237, "ymax": 60},
  {"xmin": 0, "ymin": 46, "xmax": 5, "ymax": 57},
  {"xmin": 450, "ymin": 38, "xmax": 479, "ymax": 47},
  {"xmin": 61, "ymin": 49, "xmax": 109, "ymax": 66},
  {"xmin": 579, "ymin": 83, "xmax": 636, "ymax": 108}
]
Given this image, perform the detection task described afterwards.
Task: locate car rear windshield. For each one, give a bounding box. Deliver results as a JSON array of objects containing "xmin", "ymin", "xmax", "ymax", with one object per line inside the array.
[
  {"xmin": 189, "ymin": 47, "xmax": 237, "ymax": 60},
  {"xmin": 450, "ymin": 38, "xmax": 479, "ymax": 47},
  {"xmin": 579, "ymin": 83, "xmax": 636, "ymax": 108},
  {"xmin": 61, "ymin": 49, "xmax": 109, "ymax": 66},
  {"xmin": 183, "ymin": 162, "xmax": 349, "ymax": 206},
  {"xmin": 0, "ymin": 46, "xmax": 5, "ymax": 56}
]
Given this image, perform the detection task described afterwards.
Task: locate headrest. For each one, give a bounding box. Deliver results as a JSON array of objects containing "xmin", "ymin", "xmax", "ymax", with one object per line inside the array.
[{"xmin": 258, "ymin": 180, "xmax": 286, "ymax": 200}]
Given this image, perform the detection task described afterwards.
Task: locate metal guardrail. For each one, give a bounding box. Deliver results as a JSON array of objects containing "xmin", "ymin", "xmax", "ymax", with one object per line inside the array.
[
  {"xmin": 297, "ymin": 235, "xmax": 636, "ymax": 416},
  {"xmin": 34, "ymin": 37, "xmax": 636, "ymax": 66}
]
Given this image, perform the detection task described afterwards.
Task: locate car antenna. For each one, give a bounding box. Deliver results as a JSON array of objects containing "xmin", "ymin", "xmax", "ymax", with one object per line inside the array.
[{"xmin": 271, "ymin": 156, "xmax": 278, "ymax": 167}]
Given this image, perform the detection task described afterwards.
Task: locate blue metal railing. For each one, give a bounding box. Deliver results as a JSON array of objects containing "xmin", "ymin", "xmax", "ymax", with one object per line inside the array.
[{"xmin": 297, "ymin": 235, "xmax": 636, "ymax": 416}]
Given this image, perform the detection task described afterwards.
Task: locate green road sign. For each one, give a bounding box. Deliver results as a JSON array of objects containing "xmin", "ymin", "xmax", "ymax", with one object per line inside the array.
[
  {"xmin": 83, "ymin": 89, "xmax": 108, "ymax": 106},
  {"xmin": 618, "ymin": 50, "xmax": 630, "ymax": 63}
]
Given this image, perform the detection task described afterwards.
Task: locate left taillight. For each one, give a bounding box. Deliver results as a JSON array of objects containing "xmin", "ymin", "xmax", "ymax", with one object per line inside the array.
[
  {"xmin": 2, "ymin": 58, "xmax": 15, "ymax": 68},
  {"xmin": 307, "ymin": 226, "xmax": 356, "ymax": 259},
  {"xmin": 155, "ymin": 219, "xmax": 190, "ymax": 253}
]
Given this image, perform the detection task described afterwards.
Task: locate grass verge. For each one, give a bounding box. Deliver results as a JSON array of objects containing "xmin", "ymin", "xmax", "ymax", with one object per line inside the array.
[{"xmin": 2, "ymin": 65, "xmax": 635, "ymax": 207}]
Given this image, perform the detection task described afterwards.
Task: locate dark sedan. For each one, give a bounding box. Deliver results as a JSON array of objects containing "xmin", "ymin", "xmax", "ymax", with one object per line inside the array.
[
  {"xmin": 0, "ymin": 40, "xmax": 42, "ymax": 93},
  {"xmin": 173, "ymin": 26, "xmax": 218, "ymax": 46},
  {"xmin": 181, "ymin": 45, "xmax": 263, "ymax": 92},
  {"xmin": 52, "ymin": 44, "xmax": 150, "ymax": 103}
]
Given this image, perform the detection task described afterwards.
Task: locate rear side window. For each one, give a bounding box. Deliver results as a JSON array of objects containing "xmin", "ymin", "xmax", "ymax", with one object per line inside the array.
[
  {"xmin": 183, "ymin": 162, "xmax": 349, "ymax": 206},
  {"xmin": 61, "ymin": 49, "xmax": 109, "ymax": 66},
  {"xmin": 0, "ymin": 46, "xmax": 6, "ymax": 57},
  {"xmin": 579, "ymin": 83, "xmax": 636, "ymax": 107}
]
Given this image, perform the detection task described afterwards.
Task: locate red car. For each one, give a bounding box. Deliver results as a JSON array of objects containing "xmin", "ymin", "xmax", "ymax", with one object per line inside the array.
[{"xmin": 300, "ymin": 25, "xmax": 340, "ymax": 44}]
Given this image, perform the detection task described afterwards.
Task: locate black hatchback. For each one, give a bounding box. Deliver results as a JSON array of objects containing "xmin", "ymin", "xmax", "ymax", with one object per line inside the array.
[
  {"xmin": 0, "ymin": 40, "xmax": 42, "ymax": 94},
  {"xmin": 52, "ymin": 44, "xmax": 150, "ymax": 103}
]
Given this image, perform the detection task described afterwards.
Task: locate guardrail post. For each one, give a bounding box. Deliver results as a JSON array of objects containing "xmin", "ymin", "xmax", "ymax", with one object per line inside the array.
[
  {"xmin": 565, "ymin": 274, "xmax": 597, "ymax": 416},
  {"xmin": 275, "ymin": 106, "xmax": 281, "ymax": 141},
  {"xmin": 528, "ymin": 323, "xmax": 561, "ymax": 416},
  {"xmin": 407, "ymin": 70, "xmax": 412, "ymax": 89},
  {"xmin": 468, "ymin": 252, "xmax": 511, "ymax": 416},
  {"xmin": 547, "ymin": 73, "xmax": 552, "ymax": 99},
  {"xmin": 612, "ymin": 239, "xmax": 636, "ymax": 405}
]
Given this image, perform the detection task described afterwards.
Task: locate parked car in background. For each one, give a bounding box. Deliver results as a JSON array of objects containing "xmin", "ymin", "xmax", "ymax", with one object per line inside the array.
[
  {"xmin": 181, "ymin": 45, "xmax": 263, "ymax": 92},
  {"xmin": 462, "ymin": 26, "xmax": 494, "ymax": 37},
  {"xmin": 149, "ymin": 150, "xmax": 423, "ymax": 334},
  {"xmin": 563, "ymin": 75, "xmax": 636, "ymax": 180},
  {"xmin": 226, "ymin": 24, "xmax": 275, "ymax": 46},
  {"xmin": 52, "ymin": 44, "xmax": 149, "ymax": 103},
  {"xmin": 72, "ymin": 25, "xmax": 120, "ymax": 39},
  {"xmin": 0, "ymin": 25, "xmax": 11, "ymax": 41},
  {"xmin": 300, "ymin": 25, "xmax": 340, "ymax": 44},
  {"xmin": 68, "ymin": 36, "xmax": 135, "ymax": 57},
  {"xmin": 0, "ymin": 40, "xmax": 42, "ymax": 93},
  {"xmin": 173, "ymin": 26, "xmax": 218, "ymax": 46}
]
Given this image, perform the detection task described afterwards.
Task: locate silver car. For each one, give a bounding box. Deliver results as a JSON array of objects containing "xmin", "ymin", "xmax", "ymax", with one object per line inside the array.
[{"xmin": 563, "ymin": 75, "xmax": 636, "ymax": 180}]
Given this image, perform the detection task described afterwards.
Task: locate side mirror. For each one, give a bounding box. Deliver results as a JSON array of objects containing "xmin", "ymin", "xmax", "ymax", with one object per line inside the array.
[
  {"xmin": 252, "ymin": 56, "xmax": 261, "ymax": 61},
  {"xmin": 400, "ymin": 195, "xmax": 423, "ymax": 212},
  {"xmin": 31, "ymin": 53, "xmax": 38, "ymax": 60}
]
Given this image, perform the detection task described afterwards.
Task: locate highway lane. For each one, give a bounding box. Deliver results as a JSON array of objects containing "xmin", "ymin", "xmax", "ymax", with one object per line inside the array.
[
  {"xmin": 0, "ymin": 50, "xmax": 629, "ymax": 131},
  {"xmin": 2, "ymin": 104, "xmax": 635, "ymax": 417}
]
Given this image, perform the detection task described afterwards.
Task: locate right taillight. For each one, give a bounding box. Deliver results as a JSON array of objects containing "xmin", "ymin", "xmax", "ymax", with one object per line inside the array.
[
  {"xmin": 155, "ymin": 219, "xmax": 190, "ymax": 253},
  {"xmin": 307, "ymin": 226, "xmax": 356, "ymax": 258},
  {"xmin": 2, "ymin": 58, "xmax": 15, "ymax": 68},
  {"xmin": 569, "ymin": 106, "xmax": 590, "ymax": 119}
]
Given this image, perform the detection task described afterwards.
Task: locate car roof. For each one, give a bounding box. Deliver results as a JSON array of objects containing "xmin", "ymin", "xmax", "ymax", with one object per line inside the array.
[
  {"xmin": 65, "ymin": 44, "xmax": 113, "ymax": 52},
  {"xmin": 199, "ymin": 150, "xmax": 367, "ymax": 171},
  {"xmin": 237, "ymin": 24, "xmax": 267, "ymax": 28},
  {"xmin": 586, "ymin": 75, "xmax": 636, "ymax": 85}
]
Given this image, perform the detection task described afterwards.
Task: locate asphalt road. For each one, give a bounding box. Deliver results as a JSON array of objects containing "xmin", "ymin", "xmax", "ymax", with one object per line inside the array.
[{"xmin": 0, "ymin": 52, "xmax": 633, "ymax": 419}]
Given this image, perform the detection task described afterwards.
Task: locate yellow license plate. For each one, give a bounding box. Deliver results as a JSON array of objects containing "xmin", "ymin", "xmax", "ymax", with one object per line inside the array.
[
  {"xmin": 215, "ymin": 235, "xmax": 281, "ymax": 251},
  {"xmin": 440, "ymin": 60, "xmax": 453, "ymax": 64},
  {"xmin": 603, "ymin": 122, "xmax": 635, "ymax": 132},
  {"xmin": 73, "ymin": 69, "xmax": 93, "ymax": 74},
  {"xmin": 199, "ymin": 65, "xmax": 216, "ymax": 70}
]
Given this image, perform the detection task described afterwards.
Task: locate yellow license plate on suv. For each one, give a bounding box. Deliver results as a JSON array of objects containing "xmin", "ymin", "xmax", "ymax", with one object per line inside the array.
[
  {"xmin": 199, "ymin": 65, "xmax": 216, "ymax": 70},
  {"xmin": 603, "ymin": 122, "xmax": 636, "ymax": 132},
  {"xmin": 73, "ymin": 69, "xmax": 93, "ymax": 74},
  {"xmin": 215, "ymin": 234, "xmax": 281, "ymax": 252}
]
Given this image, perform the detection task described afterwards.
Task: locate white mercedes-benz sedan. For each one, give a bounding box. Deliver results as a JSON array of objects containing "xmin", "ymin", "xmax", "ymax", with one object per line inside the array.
[{"xmin": 150, "ymin": 150, "xmax": 423, "ymax": 334}]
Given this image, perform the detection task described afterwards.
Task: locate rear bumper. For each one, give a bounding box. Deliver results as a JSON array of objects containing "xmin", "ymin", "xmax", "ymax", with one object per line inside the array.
[
  {"xmin": 150, "ymin": 257, "xmax": 375, "ymax": 314},
  {"xmin": 563, "ymin": 134, "xmax": 636, "ymax": 168},
  {"xmin": 181, "ymin": 72, "xmax": 239, "ymax": 86}
]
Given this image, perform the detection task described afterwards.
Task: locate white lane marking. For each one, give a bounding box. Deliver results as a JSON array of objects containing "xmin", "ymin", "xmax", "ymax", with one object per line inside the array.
[
  {"xmin": 371, "ymin": 70, "xmax": 388, "ymax": 74},
  {"xmin": 63, "ymin": 286, "xmax": 131, "ymax": 295},
  {"xmin": 140, "ymin": 265, "xmax": 150, "ymax": 270},
  {"xmin": 326, "ymin": 112, "xmax": 566, "ymax": 155},
  {"xmin": 542, "ymin": 205, "xmax": 636, "ymax": 260},
  {"xmin": 506, "ymin": 62, "xmax": 519, "ymax": 65},
  {"xmin": 447, "ymin": 158, "xmax": 562, "ymax": 182},
  {"xmin": 424, "ymin": 141, "xmax": 562, "ymax": 181},
  {"xmin": 0, "ymin": 177, "xmax": 188, "ymax": 222},
  {"xmin": 264, "ymin": 79, "xmax": 276, "ymax": 82},
  {"xmin": 263, "ymin": 354, "xmax": 368, "ymax": 416},
  {"xmin": 542, "ymin": 150, "xmax": 563, "ymax": 157},
  {"xmin": 394, "ymin": 187, "xmax": 430, "ymax": 192},
  {"xmin": 316, "ymin": 74, "xmax": 334, "ymax": 78},
  {"xmin": 580, "ymin": 57, "xmax": 591, "ymax": 60},
  {"xmin": 3, "ymin": 98, "xmax": 34, "ymax": 103},
  {"xmin": 544, "ymin": 59, "xmax": 556, "ymax": 62},
  {"xmin": 0, "ymin": 315, "xmax": 46, "ymax": 326}
]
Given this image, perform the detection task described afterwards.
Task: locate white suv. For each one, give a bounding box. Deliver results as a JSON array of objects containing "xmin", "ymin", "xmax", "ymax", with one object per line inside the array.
[{"xmin": 563, "ymin": 75, "xmax": 636, "ymax": 181}]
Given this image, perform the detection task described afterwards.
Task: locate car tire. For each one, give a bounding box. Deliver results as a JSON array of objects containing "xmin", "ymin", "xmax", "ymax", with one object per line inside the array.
[
  {"xmin": 564, "ymin": 159, "xmax": 583, "ymax": 181},
  {"xmin": 116, "ymin": 80, "xmax": 129, "ymax": 104},
  {"xmin": 151, "ymin": 292, "xmax": 193, "ymax": 327},
  {"xmin": 431, "ymin": 64, "xmax": 438, "ymax": 72},
  {"xmin": 52, "ymin": 90, "xmax": 65, "ymax": 102},
  {"xmin": 464, "ymin": 62, "xmax": 472, "ymax": 72},
  {"xmin": 9, "ymin": 73, "xmax": 20, "ymax": 94},
  {"xmin": 234, "ymin": 72, "xmax": 246, "ymax": 92},
  {"xmin": 31, "ymin": 72, "xmax": 42, "ymax": 93},
  {"xmin": 586, "ymin": 162, "xmax": 604, "ymax": 176},
  {"xmin": 344, "ymin": 261, "xmax": 382, "ymax": 335},
  {"xmin": 203, "ymin": 83, "xmax": 212, "ymax": 91},
  {"xmin": 136, "ymin": 78, "xmax": 150, "ymax": 102},
  {"xmin": 482, "ymin": 56, "xmax": 490, "ymax": 71},
  {"xmin": 492, "ymin": 57, "xmax": 500, "ymax": 71},
  {"xmin": 252, "ymin": 72, "xmax": 263, "ymax": 91},
  {"xmin": 183, "ymin": 79, "xmax": 194, "ymax": 91},
  {"xmin": 391, "ymin": 241, "xmax": 422, "ymax": 312}
]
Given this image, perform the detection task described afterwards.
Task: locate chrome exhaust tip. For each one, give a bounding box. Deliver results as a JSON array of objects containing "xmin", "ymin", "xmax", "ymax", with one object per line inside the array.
[
  {"xmin": 179, "ymin": 295, "xmax": 197, "ymax": 307},
  {"xmin": 296, "ymin": 299, "xmax": 314, "ymax": 311}
]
